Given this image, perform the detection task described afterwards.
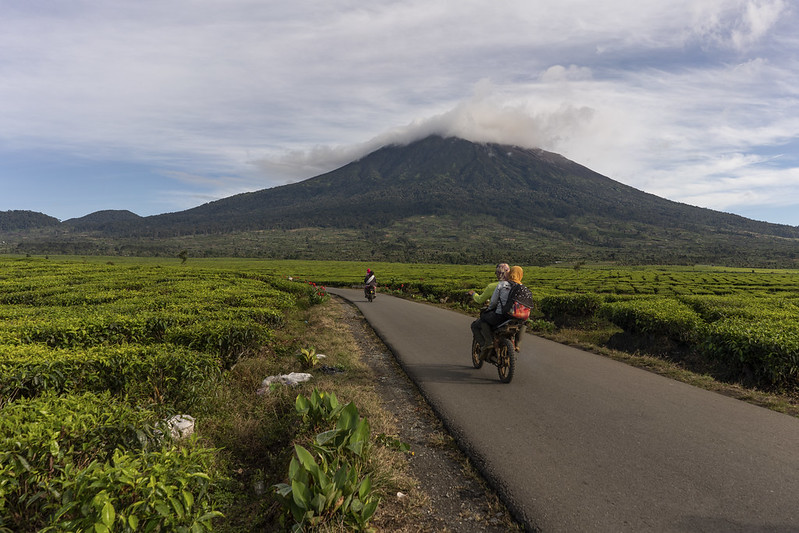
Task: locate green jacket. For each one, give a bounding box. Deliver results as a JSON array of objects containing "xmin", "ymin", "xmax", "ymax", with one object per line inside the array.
[{"xmin": 472, "ymin": 281, "xmax": 499, "ymax": 305}]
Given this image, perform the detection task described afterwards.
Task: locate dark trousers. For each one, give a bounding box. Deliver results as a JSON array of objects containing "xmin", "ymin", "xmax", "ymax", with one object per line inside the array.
[{"xmin": 471, "ymin": 310, "xmax": 505, "ymax": 348}]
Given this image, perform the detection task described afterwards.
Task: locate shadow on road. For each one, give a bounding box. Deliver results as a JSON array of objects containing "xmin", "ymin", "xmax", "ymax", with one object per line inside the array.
[{"xmin": 403, "ymin": 362, "xmax": 513, "ymax": 385}]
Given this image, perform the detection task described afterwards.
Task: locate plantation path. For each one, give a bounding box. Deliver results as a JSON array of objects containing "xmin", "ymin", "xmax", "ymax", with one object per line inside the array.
[{"xmin": 328, "ymin": 287, "xmax": 799, "ymax": 532}]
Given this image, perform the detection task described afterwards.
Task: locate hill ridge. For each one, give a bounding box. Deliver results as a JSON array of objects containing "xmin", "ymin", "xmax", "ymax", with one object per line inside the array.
[{"xmin": 2, "ymin": 135, "xmax": 798, "ymax": 266}]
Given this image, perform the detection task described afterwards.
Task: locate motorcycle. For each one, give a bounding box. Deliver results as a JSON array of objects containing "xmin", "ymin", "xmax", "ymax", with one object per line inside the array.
[
  {"xmin": 471, "ymin": 318, "xmax": 525, "ymax": 383},
  {"xmin": 364, "ymin": 284, "xmax": 376, "ymax": 302}
]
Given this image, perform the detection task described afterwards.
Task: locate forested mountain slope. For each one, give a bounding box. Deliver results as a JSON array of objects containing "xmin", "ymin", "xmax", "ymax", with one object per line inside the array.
[{"xmin": 3, "ymin": 136, "xmax": 798, "ymax": 266}]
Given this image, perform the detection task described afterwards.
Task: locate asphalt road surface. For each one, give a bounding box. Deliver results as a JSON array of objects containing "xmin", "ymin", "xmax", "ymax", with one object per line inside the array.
[{"xmin": 328, "ymin": 287, "xmax": 799, "ymax": 532}]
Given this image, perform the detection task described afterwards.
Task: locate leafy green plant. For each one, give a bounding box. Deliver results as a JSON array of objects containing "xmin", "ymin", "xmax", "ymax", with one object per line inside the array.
[
  {"xmin": 0, "ymin": 392, "xmax": 166, "ymax": 530},
  {"xmin": 526, "ymin": 318, "xmax": 557, "ymax": 334},
  {"xmin": 273, "ymin": 445, "xmax": 379, "ymax": 532},
  {"xmin": 43, "ymin": 446, "xmax": 222, "ymax": 533},
  {"xmin": 296, "ymin": 346, "xmax": 322, "ymax": 369},
  {"xmin": 295, "ymin": 388, "xmax": 343, "ymax": 427},
  {"xmin": 306, "ymin": 281, "xmax": 329, "ymax": 305},
  {"xmin": 0, "ymin": 344, "xmax": 219, "ymax": 410},
  {"xmin": 702, "ymin": 318, "xmax": 799, "ymax": 389},
  {"xmin": 167, "ymin": 320, "xmax": 271, "ymax": 369},
  {"xmin": 274, "ymin": 401, "xmax": 380, "ymax": 531},
  {"xmin": 376, "ymin": 433, "xmax": 412, "ymax": 454},
  {"xmin": 313, "ymin": 402, "xmax": 372, "ymax": 461}
]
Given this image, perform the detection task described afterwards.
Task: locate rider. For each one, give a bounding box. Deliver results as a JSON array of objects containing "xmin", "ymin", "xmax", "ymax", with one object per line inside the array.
[
  {"xmin": 470, "ymin": 268, "xmax": 513, "ymax": 357},
  {"xmin": 468, "ymin": 263, "xmax": 510, "ymax": 305},
  {"xmin": 364, "ymin": 268, "xmax": 377, "ymax": 298}
]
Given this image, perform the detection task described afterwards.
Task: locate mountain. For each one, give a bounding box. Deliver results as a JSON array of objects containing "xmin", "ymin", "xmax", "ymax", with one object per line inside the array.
[
  {"xmin": 0, "ymin": 210, "xmax": 60, "ymax": 231},
  {"xmin": 2, "ymin": 136, "xmax": 799, "ymax": 266},
  {"xmin": 63, "ymin": 210, "xmax": 142, "ymax": 231}
]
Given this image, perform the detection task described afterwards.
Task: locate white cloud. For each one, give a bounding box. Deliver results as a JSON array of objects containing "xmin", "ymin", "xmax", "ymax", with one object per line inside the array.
[{"xmin": 1, "ymin": 0, "xmax": 799, "ymax": 224}]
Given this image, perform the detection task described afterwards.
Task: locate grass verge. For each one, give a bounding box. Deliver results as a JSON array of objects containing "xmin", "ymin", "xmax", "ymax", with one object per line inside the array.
[{"xmin": 197, "ymin": 297, "xmax": 421, "ymax": 532}]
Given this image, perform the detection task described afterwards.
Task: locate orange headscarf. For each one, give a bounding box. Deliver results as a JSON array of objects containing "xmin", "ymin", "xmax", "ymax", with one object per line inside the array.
[{"xmin": 508, "ymin": 266, "xmax": 523, "ymax": 284}]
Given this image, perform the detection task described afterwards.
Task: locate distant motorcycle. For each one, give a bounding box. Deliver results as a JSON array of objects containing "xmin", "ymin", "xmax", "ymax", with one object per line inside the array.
[
  {"xmin": 365, "ymin": 284, "xmax": 376, "ymax": 302},
  {"xmin": 471, "ymin": 318, "xmax": 525, "ymax": 383}
]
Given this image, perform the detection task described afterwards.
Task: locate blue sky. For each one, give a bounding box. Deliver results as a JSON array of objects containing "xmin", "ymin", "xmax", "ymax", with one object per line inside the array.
[{"xmin": 2, "ymin": 0, "xmax": 799, "ymax": 226}]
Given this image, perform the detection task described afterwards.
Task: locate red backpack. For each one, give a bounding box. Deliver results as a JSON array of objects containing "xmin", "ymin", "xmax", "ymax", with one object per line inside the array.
[{"xmin": 502, "ymin": 281, "xmax": 534, "ymax": 320}]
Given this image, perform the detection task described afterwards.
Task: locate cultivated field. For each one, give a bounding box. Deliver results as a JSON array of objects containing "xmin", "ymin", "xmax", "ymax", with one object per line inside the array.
[{"xmin": 2, "ymin": 256, "xmax": 797, "ymax": 531}]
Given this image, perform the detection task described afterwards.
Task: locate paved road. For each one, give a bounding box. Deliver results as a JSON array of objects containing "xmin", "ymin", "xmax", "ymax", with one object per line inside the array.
[{"xmin": 328, "ymin": 288, "xmax": 799, "ymax": 532}]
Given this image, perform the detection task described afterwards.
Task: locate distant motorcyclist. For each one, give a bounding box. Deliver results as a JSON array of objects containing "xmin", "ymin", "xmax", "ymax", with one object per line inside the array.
[{"xmin": 364, "ymin": 268, "xmax": 377, "ymax": 299}]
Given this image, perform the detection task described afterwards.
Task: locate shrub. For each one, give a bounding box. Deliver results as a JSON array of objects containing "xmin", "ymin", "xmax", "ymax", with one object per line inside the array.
[
  {"xmin": 600, "ymin": 298, "xmax": 704, "ymax": 344},
  {"xmin": 43, "ymin": 447, "xmax": 222, "ymax": 533},
  {"xmin": 0, "ymin": 344, "xmax": 219, "ymax": 410},
  {"xmin": 0, "ymin": 392, "xmax": 162, "ymax": 530},
  {"xmin": 702, "ymin": 318, "xmax": 799, "ymax": 390},
  {"xmin": 166, "ymin": 320, "xmax": 272, "ymax": 369},
  {"xmin": 0, "ymin": 391, "xmax": 223, "ymax": 532},
  {"xmin": 273, "ymin": 401, "xmax": 379, "ymax": 532},
  {"xmin": 539, "ymin": 293, "xmax": 601, "ymax": 324}
]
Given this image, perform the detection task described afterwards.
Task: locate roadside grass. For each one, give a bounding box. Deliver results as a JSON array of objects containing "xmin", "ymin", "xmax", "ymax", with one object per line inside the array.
[{"xmin": 199, "ymin": 298, "xmax": 423, "ymax": 532}]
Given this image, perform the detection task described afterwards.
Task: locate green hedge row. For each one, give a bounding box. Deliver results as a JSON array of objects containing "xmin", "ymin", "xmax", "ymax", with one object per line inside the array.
[
  {"xmin": 1, "ymin": 313, "xmax": 273, "ymax": 369},
  {"xmin": 0, "ymin": 343, "xmax": 220, "ymax": 410},
  {"xmin": 702, "ymin": 318, "xmax": 799, "ymax": 390},
  {"xmin": 539, "ymin": 294, "xmax": 602, "ymax": 324},
  {"xmin": 533, "ymin": 292, "xmax": 799, "ymax": 390},
  {"xmin": 599, "ymin": 299, "xmax": 704, "ymax": 344}
]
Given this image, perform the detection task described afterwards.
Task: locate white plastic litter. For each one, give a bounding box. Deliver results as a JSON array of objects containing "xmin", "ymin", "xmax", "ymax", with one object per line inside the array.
[
  {"xmin": 256, "ymin": 372, "xmax": 313, "ymax": 394},
  {"xmin": 167, "ymin": 414, "xmax": 196, "ymax": 440}
]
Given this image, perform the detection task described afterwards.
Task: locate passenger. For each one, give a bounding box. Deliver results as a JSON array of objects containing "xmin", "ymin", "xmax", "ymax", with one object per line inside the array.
[{"xmin": 506, "ymin": 266, "xmax": 526, "ymax": 351}]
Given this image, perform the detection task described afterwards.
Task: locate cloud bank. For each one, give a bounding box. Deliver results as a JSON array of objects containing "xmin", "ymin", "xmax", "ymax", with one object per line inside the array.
[{"xmin": 1, "ymin": 0, "xmax": 798, "ymax": 224}]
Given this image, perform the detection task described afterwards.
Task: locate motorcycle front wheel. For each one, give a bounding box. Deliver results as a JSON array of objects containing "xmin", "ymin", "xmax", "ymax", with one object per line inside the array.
[
  {"xmin": 496, "ymin": 338, "xmax": 515, "ymax": 383},
  {"xmin": 471, "ymin": 337, "xmax": 484, "ymax": 369}
]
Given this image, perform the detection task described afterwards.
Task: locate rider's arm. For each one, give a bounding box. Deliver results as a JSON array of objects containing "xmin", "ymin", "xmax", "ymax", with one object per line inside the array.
[{"xmin": 472, "ymin": 282, "xmax": 498, "ymax": 304}]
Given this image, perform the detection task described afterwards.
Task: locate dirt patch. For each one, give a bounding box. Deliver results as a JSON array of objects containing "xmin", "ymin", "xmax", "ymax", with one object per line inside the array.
[{"xmin": 332, "ymin": 296, "xmax": 523, "ymax": 532}]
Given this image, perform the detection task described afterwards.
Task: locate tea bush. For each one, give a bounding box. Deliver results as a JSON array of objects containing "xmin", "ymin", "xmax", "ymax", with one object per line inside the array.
[
  {"xmin": 0, "ymin": 343, "xmax": 219, "ymax": 409},
  {"xmin": 0, "ymin": 257, "xmax": 321, "ymax": 531},
  {"xmin": 599, "ymin": 298, "xmax": 705, "ymax": 344},
  {"xmin": 0, "ymin": 391, "xmax": 218, "ymax": 531},
  {"xmin": 539, "ymin": 293, "xmax": 602, "ymax": 324},
  {"xmin": 702, "ymin": 318, "xmax": 799, "ymax": 389}
]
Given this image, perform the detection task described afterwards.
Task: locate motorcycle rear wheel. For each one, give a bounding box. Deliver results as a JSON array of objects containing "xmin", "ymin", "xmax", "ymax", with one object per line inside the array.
[
  {"xmin": 497, "ymin": 338, "xmax": 515, "ymax": 383},
  {"xmin": 471, "ymin": 337, "xmax": 484, "ymax": 369}
]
